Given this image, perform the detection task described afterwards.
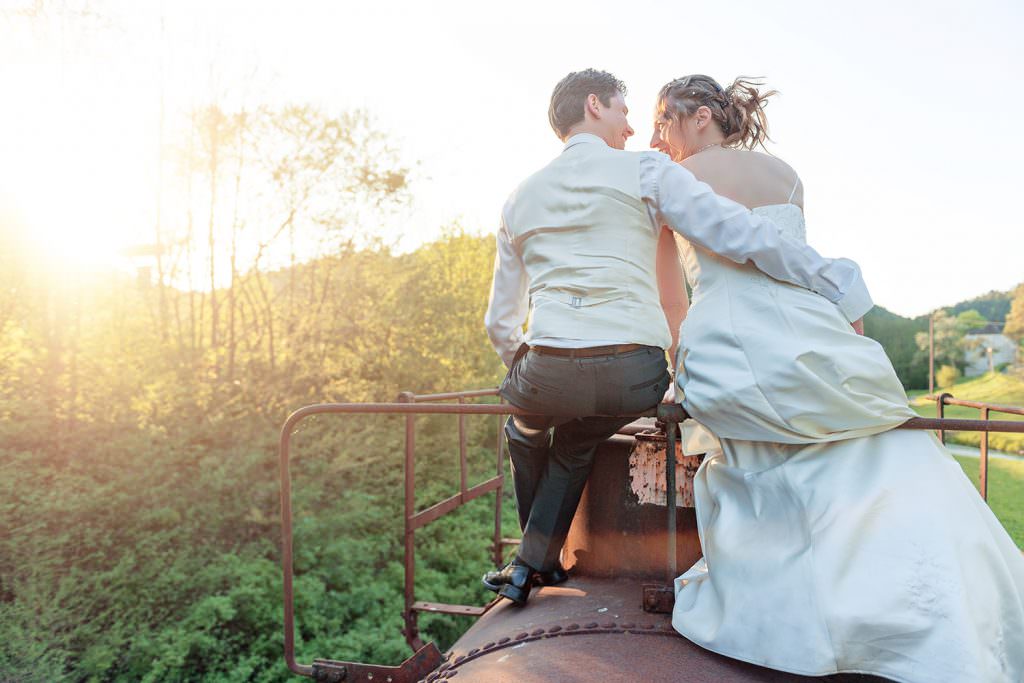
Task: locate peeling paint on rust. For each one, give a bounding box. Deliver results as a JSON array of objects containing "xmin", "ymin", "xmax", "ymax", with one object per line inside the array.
[{"xmin": 628, "ymin": 438, "xmax": 704, "ymax": 508}]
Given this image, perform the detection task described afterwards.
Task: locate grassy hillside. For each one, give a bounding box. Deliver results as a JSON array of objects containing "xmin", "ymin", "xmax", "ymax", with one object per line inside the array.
[
  {"xmin": 911, "ymin": 371, "xmax": 1024, "ymax": 545},
  {"xmin": 953, "ymin": 454, "xmax": 1024, "ymax": 547},
  {"xmin": 910, "ymin": 372, "xmax": 1024, "ymax": 454}
]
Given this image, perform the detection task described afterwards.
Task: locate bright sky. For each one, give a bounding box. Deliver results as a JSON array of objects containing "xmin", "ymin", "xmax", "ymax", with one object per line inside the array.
[{"xmin": 2, "ymin": 0, "xmax": 1022, "ymax": 316}]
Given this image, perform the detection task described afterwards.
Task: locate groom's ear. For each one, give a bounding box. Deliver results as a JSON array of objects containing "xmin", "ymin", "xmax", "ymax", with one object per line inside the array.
[{"xmin": 585, "ymin": 93, "xmax": 602, "ymax": 120}]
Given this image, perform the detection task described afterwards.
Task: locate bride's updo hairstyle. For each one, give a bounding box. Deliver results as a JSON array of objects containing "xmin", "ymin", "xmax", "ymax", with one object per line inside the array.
[{"xmin": 657, "ymin": 75, "xmax": 777, "ymax": 150}]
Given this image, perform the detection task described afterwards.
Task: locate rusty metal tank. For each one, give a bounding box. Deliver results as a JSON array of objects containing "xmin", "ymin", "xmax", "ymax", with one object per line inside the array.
[
  {"xmin": 421, "ymin": 424, "xmax": 886, "ymax": 683},
  {"xmin": 279, "ymin": 394, "xmax": 1024, "ymax": 682}
]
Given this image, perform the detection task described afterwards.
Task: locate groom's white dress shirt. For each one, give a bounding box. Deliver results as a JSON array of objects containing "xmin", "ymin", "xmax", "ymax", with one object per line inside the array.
[{"xmin": 485, "ymin": 133, "xmax": 872, "ymax": 367}]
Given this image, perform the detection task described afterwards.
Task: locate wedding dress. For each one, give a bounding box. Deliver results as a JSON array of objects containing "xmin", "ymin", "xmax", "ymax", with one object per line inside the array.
[{"xmin": 671, "ymin": 202, "xmax": 1024, "ymax": 682}]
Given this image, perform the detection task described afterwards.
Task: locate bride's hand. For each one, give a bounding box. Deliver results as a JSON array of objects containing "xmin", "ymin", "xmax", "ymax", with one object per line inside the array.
[{"xmin": 851, "ymin": 318, "xmax": 864, "ymax": 335}]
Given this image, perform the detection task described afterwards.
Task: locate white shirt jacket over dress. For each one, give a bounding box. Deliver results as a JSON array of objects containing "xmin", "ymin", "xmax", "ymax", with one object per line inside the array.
[{"xmin": 484, "ymin": 133, "xmax": 872, "ymax": 367}]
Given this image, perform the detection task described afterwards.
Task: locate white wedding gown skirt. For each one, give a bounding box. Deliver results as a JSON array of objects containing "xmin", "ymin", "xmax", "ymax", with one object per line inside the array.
[{"xmin": 671, "ymin": 205, "xmax": 1024, "ymax": 682}]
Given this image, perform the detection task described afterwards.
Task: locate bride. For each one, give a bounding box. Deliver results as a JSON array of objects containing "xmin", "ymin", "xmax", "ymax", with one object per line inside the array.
[{"xmin": 651, "ymin": 74, "xmax": 1024, "ymax": 682}]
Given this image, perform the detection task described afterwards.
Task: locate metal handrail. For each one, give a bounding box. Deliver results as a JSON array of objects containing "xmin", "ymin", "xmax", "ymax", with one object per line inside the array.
[
  {"xmin": 279, "ymin": 396, "xmax": 1024, "ymax": 678},
  {"xmin": 927, "ymin": 393, "xmax": 1024, "ymax": 501},
  {"xmin": 395, "ymin": 389, "xmax": 507, "ymax": 652}
]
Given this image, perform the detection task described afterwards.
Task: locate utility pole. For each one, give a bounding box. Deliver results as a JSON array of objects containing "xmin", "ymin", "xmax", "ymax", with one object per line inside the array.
[{"xmin": 928, "ymin": 314, "xmax": 935, "ymax": 395}]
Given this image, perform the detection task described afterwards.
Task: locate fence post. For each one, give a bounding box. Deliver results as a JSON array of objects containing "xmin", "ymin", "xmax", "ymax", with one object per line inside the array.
[
  {"xmin": 936, "ymin": 392, "xmax": 953, "ymax": 444},
  {"xmin": 397, "ymin": 391, "xmax": 423, "ymax": 651},
  {"xmin": 979, "ymin": 406, "xmax": 989, "ymax": 501},
  {"xmin": 665, "ymin": 420, "xmax": 678, "ymax": 585}
]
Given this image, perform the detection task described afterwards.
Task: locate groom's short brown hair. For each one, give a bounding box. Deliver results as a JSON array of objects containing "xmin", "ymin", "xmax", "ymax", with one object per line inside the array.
[{"xmin": 548, "ymin": 69, "xmax": 627, "ymax": 140}]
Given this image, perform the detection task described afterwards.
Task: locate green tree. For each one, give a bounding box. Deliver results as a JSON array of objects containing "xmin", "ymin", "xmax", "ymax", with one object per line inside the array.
[
  {"xmin": 956, "ymin": 308, "xmax": 989, "ymax": 332},
  {"xmin": 1004, "ymin": 283, "xmax": 1024, "ymax": 344},
  {"xmin": 914, "ymin": 309, "xmax": 988, "ymax": 374},
  {"xmin": 863, "ymin": 306, "xmax": 928, "ymax": 389}
]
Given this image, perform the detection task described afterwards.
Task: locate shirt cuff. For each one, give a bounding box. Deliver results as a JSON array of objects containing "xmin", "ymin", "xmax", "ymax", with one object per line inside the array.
[
  {"xmin": 835, "ymin": 274, "xmax": 873, "ymax": 322},
  {"xmin": 499, "ymin": 344, "xmax": 519, "ymax": 369}
]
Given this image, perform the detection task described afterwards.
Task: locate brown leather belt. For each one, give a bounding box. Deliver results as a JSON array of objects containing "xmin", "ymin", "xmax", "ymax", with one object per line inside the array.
[{"xmin": 530, "ymin": 343, "xmax": 648, "ymax": 358}]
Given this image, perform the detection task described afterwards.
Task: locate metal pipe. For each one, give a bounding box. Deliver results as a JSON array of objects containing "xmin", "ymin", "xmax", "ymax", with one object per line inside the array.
[
  {"xmin": 409, "ymin": 388, "xmax": 502, "ymax": 401},
  {"xmin": 980, "ymin": 406, "xmax": 989, "ymax": 501},
  {"xmin": 902, "ymin": 416, "xmax": 1024, "ymax": 433},
  {"xmin": 493, "ymin": 401, "xmax": 505, "ymax": 567},
  {"xmin": 923, "ymin": 395, "xmax": 1024, "ymax": 417},
  {"xmin": 458, "ymin": 397, "xmax": 467, "ymax": 497},
  {"xmin": 400, "ymin": 393, "xmax": 423, "ymax": 652},
  {"xmin": 665, "ymin": 419, "xmax": 678, "ymax": 585},
  {"xmin": 409, "ymin": 477, "xmax": 504, "ymax": 529},
  {"xmin": 936, "ymin": 393, "xmax": 949, "ymax": 444},
  {"xmin": 279, "ymin": 416, "xmax": 313, "ymax": 677}
]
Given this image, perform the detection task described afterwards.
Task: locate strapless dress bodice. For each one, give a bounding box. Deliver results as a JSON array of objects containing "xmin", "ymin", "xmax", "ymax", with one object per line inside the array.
[{"xmin": 678, "ymin": 203, "xmax": 806, "ymax": 299}]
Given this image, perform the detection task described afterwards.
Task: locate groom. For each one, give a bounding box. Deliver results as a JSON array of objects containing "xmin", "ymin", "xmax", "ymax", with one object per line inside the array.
[{"xmin": 482, "ymin": 68, "xmax": 871, "ymax": 605}]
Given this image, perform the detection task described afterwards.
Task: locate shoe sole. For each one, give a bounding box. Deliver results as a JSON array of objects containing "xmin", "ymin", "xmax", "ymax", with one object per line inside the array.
[
  {"xmin": 483, "ymin": 572, "xmax": 567, "ymax": 591},
  {"xmin": 498, "ymin": 582, "xmax": 529, "ymax": 605},
  {"xmin": 535, "ymin": 573, "xmax": 568, "ymax": 587}
]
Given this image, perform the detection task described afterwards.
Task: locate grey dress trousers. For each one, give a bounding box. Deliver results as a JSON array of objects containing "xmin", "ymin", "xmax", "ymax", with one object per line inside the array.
[{"xmin": 499, "ymin": 344, "xmax": 670, "ymax": 572}]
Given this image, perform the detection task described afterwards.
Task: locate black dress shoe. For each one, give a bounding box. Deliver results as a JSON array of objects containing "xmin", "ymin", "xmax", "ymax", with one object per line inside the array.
[
  {"xmin": 481, "ymin": 562, "xmax": 512, "ymax": 592},
  {"xmin": 480, "ymin": 561, "xmax": 533, "ymax": 605},
  {"xmin": 483, "ymin": 561, "xmax": 568, "ymax": 592},
  {"xmin": 534, "ymin": 565, "xmax": 569, "ymax": 587}
]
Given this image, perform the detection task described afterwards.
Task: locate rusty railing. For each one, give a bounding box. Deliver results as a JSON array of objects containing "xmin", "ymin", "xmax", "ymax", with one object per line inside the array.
[
  {"xmin": 279, "ymin": 394, "xmax": 1024, "ymax": 681},
  {"xmin": 395, "ymin": 389, "xmax": 508, "ymax": 650},
  {"xmin": 929, "ymin": 393, "xmax": 1024, "ymax": 501}
]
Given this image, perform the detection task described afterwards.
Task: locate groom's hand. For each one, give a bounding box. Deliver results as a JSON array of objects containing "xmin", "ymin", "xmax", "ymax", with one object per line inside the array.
[{"xmin": 851, "ymin": 318, "xmax": 865, "ymax": 336}]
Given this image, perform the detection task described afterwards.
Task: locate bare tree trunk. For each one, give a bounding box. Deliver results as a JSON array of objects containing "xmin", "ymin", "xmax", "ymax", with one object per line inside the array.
[
  {"xmin": 186, "ymin": 110, "xmax": 198, "ymax": 359},
  {"xmin": 255, "ymin": 273, "xmax": 275, "ymax": 372},
  {"xmin": 207, "ymin": 109, "xmax": 220, "ymax": 361},
  {"xmin": 228, "ymin": 112, "xmax": 246, "ymax": 382}
]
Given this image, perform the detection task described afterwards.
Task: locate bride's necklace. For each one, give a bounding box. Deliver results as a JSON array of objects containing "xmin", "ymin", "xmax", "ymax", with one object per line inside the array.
[{"xmin": 692, "ymin": 142, "xmax": 722, "ymax": 155}]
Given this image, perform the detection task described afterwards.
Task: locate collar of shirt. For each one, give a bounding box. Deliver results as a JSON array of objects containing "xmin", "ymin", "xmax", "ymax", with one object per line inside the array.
[{"xmin": 563, "ymin": 132, "xmax": 608, "ymax": 152}]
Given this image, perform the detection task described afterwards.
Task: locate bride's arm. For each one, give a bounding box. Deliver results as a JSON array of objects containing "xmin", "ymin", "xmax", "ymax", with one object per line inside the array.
[{"xmin": 656, "ymin": 226, "xmax": 688, "ymax": 362}]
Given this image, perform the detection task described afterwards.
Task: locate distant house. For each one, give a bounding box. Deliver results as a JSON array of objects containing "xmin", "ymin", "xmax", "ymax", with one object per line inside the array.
[{"xmin": 964, "ymin": 323, "xmax": 1018, "ymax": 376}]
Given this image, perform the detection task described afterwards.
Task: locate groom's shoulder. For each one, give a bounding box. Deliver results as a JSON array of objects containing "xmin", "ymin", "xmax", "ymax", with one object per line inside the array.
[
  {"xmin": 503, "ymin": 154, "xmax": 563, "ymax": 206},
  {"xmin": 503, "ymin": 148, "xmax": 672, "ymax": 211},
  {"xmin": 598, "ymin": 147, "xmax": 674, "ymax": 173}
]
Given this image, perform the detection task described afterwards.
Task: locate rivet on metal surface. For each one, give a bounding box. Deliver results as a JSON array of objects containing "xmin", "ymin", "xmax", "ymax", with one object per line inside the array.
[
  {"xmin": 467, "ymin": 649, "xmax": 479, "ymax": 657},
  {"xmin": 482, "ymin": 642, "xmax": 495, "ymax": 650},
  {"xmin": 567, "ymin": 623, "xmax": 580, "ymax": 630},
  {"xmin": 602, "ymin": 622, "xmax": 616, "ymax": 629},
  {"xmin": 531, "ymin": 628, "xmax": 545, "ymax": 636},
  {"xmin": 547, "ymin": 625, "xmax": 562, "ymax": 633},
  {"xmin": 621, "ymin": 622, "xmax": 636, "ymax": 629},
  {"xmin": 585, "ymin": 622, "xmax": 598, "ymax": 629},
  {"xmin": 453, "ymin": 656, "xmax": 465, "ymax": 665},
  {"xmin": 515, "ymin": 632, "xmax": 529, "ymax": 640},
  {"xmin": 497, "ymin": 637, "xmax": 511, "ymax": 644}
]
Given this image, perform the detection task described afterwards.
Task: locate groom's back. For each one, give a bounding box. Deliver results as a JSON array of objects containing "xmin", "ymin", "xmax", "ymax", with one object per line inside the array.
[{"xmin": 503, "ymin": 136, "xmax": 670, "ymax": 349}]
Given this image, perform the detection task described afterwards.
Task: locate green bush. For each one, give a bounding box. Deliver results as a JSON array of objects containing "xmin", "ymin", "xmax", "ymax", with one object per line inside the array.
[{"xmin": 936, "ymin": 364, "xmax": 962, "ymax": 388}]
